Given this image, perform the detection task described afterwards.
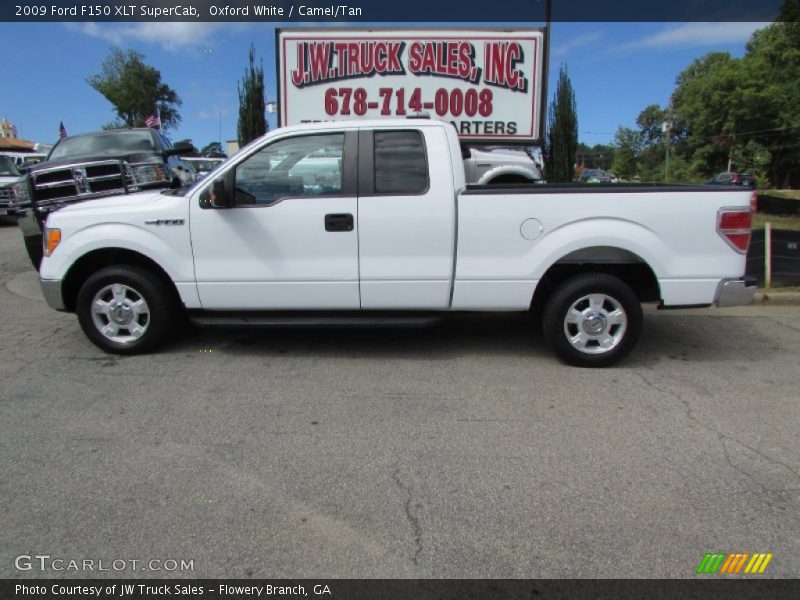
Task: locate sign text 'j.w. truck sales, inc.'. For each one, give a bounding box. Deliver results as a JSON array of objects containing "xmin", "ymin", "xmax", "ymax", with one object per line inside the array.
[{"xmin": 277, "ymin": 28, "xmax": 546, "ymax": 142}]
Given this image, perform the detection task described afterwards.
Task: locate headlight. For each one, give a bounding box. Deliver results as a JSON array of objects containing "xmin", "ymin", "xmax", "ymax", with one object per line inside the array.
[
  {"xmin": 127, "ymin": 163, "xmax": 168, "ymax": 186},
  {"xmin": 12, "ymin": 181, "xmax": 31, "ymax": 207},
  {"xmin": 44, "ymin": 227, "xmax": 61, "ymax": 257}
]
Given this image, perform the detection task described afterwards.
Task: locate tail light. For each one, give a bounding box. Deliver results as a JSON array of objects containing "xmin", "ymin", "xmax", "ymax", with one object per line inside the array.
[{"xmin": 717, "ymin": 207, "xmax": 752, "ymax": 253}]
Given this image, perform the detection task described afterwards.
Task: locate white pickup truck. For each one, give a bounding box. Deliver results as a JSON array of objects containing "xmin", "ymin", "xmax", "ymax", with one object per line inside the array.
[{"xmin": 38, "ymin": 119, "xmax": 756, "ymax": 367}]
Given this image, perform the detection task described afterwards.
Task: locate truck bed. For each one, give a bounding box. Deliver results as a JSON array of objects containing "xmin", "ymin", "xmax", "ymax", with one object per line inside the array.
[
  {"xmin": 463, "ymin": 182, "xmax": 740, "ymax": 194},
  {"xmin": 453, "ymin": 184, "xmax": 753, "ymax": 310}
]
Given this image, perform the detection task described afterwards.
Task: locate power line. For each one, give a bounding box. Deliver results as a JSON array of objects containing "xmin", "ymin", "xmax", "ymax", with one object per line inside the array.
[
  {"xmin": 710, "ymin": 124, "xmax": 800, "ymax": 140},
  {"xmin": 581, "ymin": 123, "xmax": 800, "ymax": 143}
]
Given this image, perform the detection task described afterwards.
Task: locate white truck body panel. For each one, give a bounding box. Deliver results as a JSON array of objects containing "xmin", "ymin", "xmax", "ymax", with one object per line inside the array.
[
  {"xmin": 357, "ymin": 126, "xmax": 456, "ymax": 309},
  {"xmin": 191, "ymin": 196, "xmax": 360, "ymax": 309},
  {"xmin": 40, "ymin": 119, "xmax": 752, "ymax": 318},
  {"xmin": 40, "ymin": 191, "xmax": 201, "ymax": 308},
  {"xmin": 454, "ymin": 189, "xmax": 749, "ymax": 309}
]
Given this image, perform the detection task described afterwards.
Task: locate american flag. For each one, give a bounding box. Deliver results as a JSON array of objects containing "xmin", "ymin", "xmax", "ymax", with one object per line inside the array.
[
  {"xmin": 58, "ymin": 121, "xmax": 67, "ymax": 139},
  {"xmin": 144, "ymin": 107, "xmax": 161, "ymax": 129}
]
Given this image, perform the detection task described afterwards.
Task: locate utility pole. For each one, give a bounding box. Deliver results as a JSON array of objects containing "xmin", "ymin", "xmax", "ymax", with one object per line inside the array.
[
  {"xmin": 664, "ymin": 131, "xmax": 669, "ymax": 182},
  {"xmin": 540, "ymin": 0, "xmax": 552, "ymax": 145}
]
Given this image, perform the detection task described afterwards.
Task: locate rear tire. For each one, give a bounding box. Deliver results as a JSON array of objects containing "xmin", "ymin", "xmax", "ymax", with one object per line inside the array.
[
  {"xmin": 541, "ymin": 273, "xmax": 642, "ymax": 367},
  {"xmin": 76, "ymin": 265, "xmax": 174, "ymax": 355}
]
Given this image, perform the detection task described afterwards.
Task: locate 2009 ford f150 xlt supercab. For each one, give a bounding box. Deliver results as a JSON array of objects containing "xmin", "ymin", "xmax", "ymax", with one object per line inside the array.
[{"xmin": 38, "ymin": 119, "xmax": 756, "ymax": 366}]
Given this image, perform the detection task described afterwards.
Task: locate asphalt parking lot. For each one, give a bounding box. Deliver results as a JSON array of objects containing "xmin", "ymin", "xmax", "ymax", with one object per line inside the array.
[{"xmin": 0, "ymin": 219, "xmax": 798, "ymax": 579}]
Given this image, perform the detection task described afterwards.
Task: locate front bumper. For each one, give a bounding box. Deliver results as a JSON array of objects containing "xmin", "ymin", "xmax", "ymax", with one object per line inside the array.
[
  {"xmin": 715, "ymin": 277, "xmax": 758, "ymax": 307},
  {"xmin": 17, "ymin": 204, "xmax": 42, "ymax": 236},
  {"xmin": 40, "ymin": 278, "xmax": 66, "ymax": 311}
]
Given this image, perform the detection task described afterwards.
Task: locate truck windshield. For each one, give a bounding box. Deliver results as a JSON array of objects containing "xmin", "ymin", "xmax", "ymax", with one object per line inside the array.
[
  {"xmin": 189, "ymin": 159, "xmax": 222, "ymax": 172},
  {"xmin": 0, "ymin": 156, "xmax": 20, "ymax": 176},
  {"xmin": 49, "ymin": 131, "xmax": 157, "ymax": 161}
]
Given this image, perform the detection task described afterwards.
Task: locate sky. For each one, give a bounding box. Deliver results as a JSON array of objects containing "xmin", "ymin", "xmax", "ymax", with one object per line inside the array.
[{"xmin": 0, "ymin": 21, "xmax": 768, "ymax": 151}]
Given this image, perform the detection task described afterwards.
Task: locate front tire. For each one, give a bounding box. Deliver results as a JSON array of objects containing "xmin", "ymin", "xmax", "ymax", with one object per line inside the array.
[
  {"xmin": 76, "ymin": 265, "xmax": 174, "ymax": 355},
  {"xmin": 542, "ymin": 273, "xmax": 643, "ymax": 368}
]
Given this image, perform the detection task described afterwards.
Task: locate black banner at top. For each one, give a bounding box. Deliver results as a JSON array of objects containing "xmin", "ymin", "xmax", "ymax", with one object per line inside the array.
[{"xmin": 1, "ymin": 0, "xmax": 794, "ymax": 22}]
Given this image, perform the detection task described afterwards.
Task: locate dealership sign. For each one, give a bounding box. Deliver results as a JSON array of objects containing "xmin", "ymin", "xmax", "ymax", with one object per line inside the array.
[{"xmin": 277, "ymin": 28, "xmax": 546, "ymax": 142}]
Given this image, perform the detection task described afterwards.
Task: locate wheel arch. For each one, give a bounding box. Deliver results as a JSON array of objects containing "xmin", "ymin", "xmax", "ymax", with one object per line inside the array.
[
  {"xmin": 61, "ymin": 248, "xmax": 182, "ymax": 313},
  {"xmin": 478, "ymin": 165, "xmax": 540, "ymax": 185},
  {"xmin": 530, "ymin": 245, "xmax": 661, "ymax": 314}
]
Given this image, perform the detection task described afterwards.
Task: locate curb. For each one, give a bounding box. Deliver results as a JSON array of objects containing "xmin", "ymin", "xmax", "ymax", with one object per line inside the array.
[{"xmin": 754, "ymin": 291, "xmax": 800, "ymax": 306}]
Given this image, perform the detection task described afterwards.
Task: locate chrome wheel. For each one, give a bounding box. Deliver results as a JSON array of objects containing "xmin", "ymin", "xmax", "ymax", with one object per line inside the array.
[
  {"xmin": 563, "ymin": 293, "xmax": 627, "ymax": 355},
  {"xmin": 90, "ymin": 283, "xmax": 150, "ymax": 344}
]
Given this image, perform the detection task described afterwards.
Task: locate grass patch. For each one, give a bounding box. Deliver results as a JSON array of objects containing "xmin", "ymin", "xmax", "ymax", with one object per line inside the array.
[
  {"xmin": 762, "ymin": 189, "xmax": 800, "ymax": 200},
  {"xmin": 753, "ymin": 213, "xmax": 800, "ymax": 230}
]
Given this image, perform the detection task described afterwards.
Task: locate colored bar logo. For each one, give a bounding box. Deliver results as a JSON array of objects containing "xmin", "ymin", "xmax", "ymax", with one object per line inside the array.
[{"xmin": 696, "ymin": 552, "xmax": 773, "ymax": 574}]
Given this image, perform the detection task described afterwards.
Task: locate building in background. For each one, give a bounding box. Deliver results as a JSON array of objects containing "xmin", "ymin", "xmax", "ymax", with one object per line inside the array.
[{"xmin": 0, "ymin": 117, "xmax": 36, "ymax": 153}]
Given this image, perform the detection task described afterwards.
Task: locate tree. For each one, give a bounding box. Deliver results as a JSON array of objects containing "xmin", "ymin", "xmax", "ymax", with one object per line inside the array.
[
  {"xmin": 200, "ymin": 142, "xmax": 226, "ymax": 158},
  {"xmin": 670, "ymin": 52, "xmax": 745, "ymax": 177},
  {"xmin": 237, "ymin": 44, "xmax": 266, "ymax": 146},
  {"xmin": 739, "ymin": 3, "xmax": 800, "ymax": 187},
  {"xmin": 665, "ymin": 1, "xmax": 800, "ymax": 186},
  {"xmin": 543, "ymin": 65, "xmax": 578, "ymax": 183},
  {"xmin": 87, "ymin": 48, "xmax": 181, "ymax": 131},
  {"xmin": 636, "ymin": 104, "xmax": 668, "ymax": 147},
  {"xmin": 611, "ymin": 126, "xmax": 644, "ymax": 180},
  {"xmin": 575, "ymin": 142, "xmax": 614, "ymax": 171}
]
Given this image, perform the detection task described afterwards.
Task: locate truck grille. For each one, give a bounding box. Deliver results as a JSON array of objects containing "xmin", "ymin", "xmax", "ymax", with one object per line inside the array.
[
  {"xmin": 31, "ymin": 161, "xmax": 131, "ymax": 207},
  {"xmin": 0, "ymin": 185, "xmax": 13, "ymax": 208}
]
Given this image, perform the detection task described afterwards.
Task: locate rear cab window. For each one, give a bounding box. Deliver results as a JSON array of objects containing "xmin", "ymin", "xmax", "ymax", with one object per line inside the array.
[{"xmin": 373, "ymin": 131, "xmax": 429, "ymax": 195}]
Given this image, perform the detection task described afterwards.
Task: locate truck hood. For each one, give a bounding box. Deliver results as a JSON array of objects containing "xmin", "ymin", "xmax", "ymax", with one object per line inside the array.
[
  {"xmin": 0, "ymin": 175, "xmax": 21, "ymax": 186},
  {"xmin": 29, "ymin": 152, "xmax": 163, "ymax": 173},
  {"xmin": 56, "ymin": 189, "xmax": 171, "ymax": 216}
]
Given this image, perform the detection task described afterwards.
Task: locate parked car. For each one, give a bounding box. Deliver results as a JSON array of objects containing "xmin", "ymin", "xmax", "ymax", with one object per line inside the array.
[
  {"xmin": 0, "ymin": 151, "xmax": 48, "ymax": 172},
  {"xmin": 578, "ymin": 168, "xmax": 615, "ymax": 184},
  {"xmin": 16, "ymin": 128, "xmax": 197, "ymax": 268},
  {"xmin": 707, "ymin": 171, "xmax": 756, "ymax": 188},
  {"xmin": 37, "ymin": 119, "xmax": 756, "ymax": 367},
  {"xmin": 182, "ymin": 156, "xmax": 225, "ymax": 178},
  {"xmin": 0, "ymin": 155, "xmax": 23, "ymax": 217},
  {"xmin": 16, "ymin": 155, "xmax": 48, "ymax": 174},
  {"xmin": 462, "ymin": 146, "xmax": 542, "ymax": 185}
]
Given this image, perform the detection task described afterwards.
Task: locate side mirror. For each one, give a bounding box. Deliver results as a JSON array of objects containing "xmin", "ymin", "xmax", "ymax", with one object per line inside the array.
[
  {"xmin": 210, "ymin": 177, "xmax": 232, "ymax": 208},
  {"xmin": 165, "ymin": 141, "xmax": 195, "ymax": 157}
]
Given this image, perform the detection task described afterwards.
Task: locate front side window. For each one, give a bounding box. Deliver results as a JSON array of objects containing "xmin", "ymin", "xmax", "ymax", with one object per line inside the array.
[
  {"xmin": 373, "ymin": 131, "xmax": 428, "ymax": 195},
  {"xmin": 233, "ymin": 134, "xmax": 344, "ymax": 205}
]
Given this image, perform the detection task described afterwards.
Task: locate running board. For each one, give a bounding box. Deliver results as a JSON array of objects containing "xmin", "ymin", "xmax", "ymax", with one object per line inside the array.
[{"xmin": 189, "ymin": 313, "xmax": 443, "ymax": 329}]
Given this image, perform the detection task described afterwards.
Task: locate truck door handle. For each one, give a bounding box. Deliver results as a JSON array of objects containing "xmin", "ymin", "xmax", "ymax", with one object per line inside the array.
[{"xmin": 324, "ymin": 213, "xmax": 354, "ymax": 232}]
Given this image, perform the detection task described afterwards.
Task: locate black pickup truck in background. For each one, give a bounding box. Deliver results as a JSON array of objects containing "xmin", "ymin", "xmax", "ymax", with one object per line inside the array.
[{"xmin": 16, "ymin": 128, "xmax": 196, "ymax": 268}]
